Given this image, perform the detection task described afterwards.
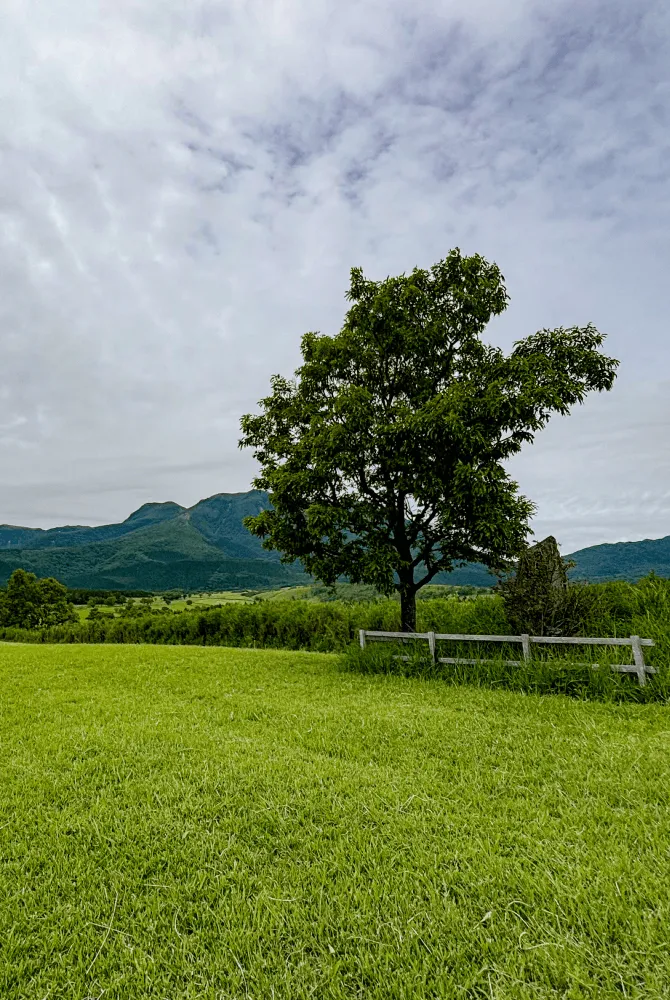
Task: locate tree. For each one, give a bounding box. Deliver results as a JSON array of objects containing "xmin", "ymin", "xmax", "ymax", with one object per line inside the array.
[
  {"xmin": 239, "ymin": 248, "xmax": 619, "ymax": 632},
  {"xmin": 0, "ymin": 569, "xmax": 77, "ymax": 628}
]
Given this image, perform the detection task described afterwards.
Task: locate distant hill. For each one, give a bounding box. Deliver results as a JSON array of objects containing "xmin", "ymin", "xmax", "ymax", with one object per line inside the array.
[
  {"xmin": 430, "ymin": 535, "xmax": 670, "ymax": 588},
  {"xmin": 0, "ymin": 491, "xmax": 667, "ymax": 590},
  {"xmin": 0, "ymin": 492, "xmax": 308, "ymax": 591},
  {"xmin": 563, "ymin": 535, "xmax": 670, "ymax": 583}
]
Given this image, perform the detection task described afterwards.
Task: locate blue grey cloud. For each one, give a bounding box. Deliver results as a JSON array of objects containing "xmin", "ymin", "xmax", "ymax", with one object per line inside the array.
[{"xmin": 0, "ymin": 0, "xmax": 668, "ymax": 551}]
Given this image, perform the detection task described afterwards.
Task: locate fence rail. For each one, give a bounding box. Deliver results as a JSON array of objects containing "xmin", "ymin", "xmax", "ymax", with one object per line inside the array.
[{"xmin": 358, "ymin": 630, "xmax": 656, "ymax": 686}]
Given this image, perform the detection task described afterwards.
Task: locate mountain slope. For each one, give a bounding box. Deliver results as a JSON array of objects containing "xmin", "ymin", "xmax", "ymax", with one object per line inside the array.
[
  {"xmin": 186, "ymin": 491, "xmax": 281, "ymax": 559},
  {"xmin": 0, "ymin": 490, "xmax": 667, "ymax": 590},
  {"xmin": 0, "ymin": 501, "xmax": 186, "ymax": 550},
  {"xmin": 563, "ymin": 535, "xmax": 670, "ymax": 583},
  {"xmin": 0, "ymin": 493, "xmax": 306, "ymax": 591}
]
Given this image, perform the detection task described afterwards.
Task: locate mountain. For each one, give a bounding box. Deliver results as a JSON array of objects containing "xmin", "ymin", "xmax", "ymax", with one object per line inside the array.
[
  {"xmin": 563, "ymin": 535, "xmax": 670, "ymax": 583},
  {"xmin": 0, "ymin": 492, "xmax": 308, "ymax": 591},
  {"xmin": 0, "ymin": 491, "xmax": 667, "ymax": 591},
  {"xmin": 0, "ymin": 501, "xmax": 186, "ymax": 550},
  {"xmin": 430, "ymin": 536, "xmax": 670, "ymax": 587}
]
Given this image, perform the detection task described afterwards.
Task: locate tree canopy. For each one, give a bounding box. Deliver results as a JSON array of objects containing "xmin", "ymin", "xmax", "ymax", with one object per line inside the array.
[
  {"xmin": 239, "ymin": 248, "xmax": 619, "ymax": 631},
  {"xmin": 0, "ymin": 569, "xmax": 77, "ymax": 629}
]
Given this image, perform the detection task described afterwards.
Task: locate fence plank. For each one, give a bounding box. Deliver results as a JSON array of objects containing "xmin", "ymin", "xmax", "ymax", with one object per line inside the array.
[
  {"xmin": 529, "ymin": 635, "xmax": 654, "ymax": 647},
  {"xmin": 438, "ymin": 657, "xmax": 523, "ymax": 666},
  {"xmin": 365, "ymin": 631, "xmax": 435, "ymax": 641},
  {"xmin": 433, "ymin": 633, "xmax": 524, "ymax": 643}
]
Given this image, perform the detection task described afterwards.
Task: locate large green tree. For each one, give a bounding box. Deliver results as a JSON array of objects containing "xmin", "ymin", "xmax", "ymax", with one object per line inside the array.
[{"xmin": 239, "ymin": 249, "xmax": 619, "ymax": 632}]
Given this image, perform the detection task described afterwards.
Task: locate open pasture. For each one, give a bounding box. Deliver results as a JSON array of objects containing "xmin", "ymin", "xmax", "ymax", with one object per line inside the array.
[{"xmin": 1, "ymin": 643, "xmax": 669, "ymax": 999}]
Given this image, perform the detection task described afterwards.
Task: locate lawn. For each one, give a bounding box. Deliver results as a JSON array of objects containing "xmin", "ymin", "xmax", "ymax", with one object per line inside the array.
[{"xmin": 1, "ymin": 644, "xmax": 669, "ymax": 999}]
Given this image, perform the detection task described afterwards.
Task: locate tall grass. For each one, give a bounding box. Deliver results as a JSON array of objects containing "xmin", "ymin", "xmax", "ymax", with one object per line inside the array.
[{"xmin": 0, "ymin": 593, "xmax": 508, "ymax": 651}]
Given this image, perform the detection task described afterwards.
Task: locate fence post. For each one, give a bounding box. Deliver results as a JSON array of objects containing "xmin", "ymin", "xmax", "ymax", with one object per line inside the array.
[
  {"xmin": 630, "ymin": 635, "xmax": 647, "ymax": 687},
  {"xmin": 359, "ymin": 629, "xmax": 366, "ymax": 650},
  {"xmin": 521, "ymin": 634, "xmax": 530, "ymax": 663},
  {"xmin": 428, "ymin": 631, "xmax": 436, "ymax": 664}
]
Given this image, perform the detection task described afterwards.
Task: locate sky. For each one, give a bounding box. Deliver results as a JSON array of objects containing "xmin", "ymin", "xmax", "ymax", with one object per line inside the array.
[{"xmin": 1, "ymin": 0, "xmax": 668, "ymax": 555}]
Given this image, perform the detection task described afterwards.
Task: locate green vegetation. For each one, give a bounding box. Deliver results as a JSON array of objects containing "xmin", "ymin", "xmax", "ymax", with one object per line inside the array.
[
  {"xmin": 1, "ymin": 642, "xmax": 669, "ymax": 998},
  {"xmin": 2, "ymin": 574, "xmax": 668, "ymax": 703},
  {"xmin": 3, "ymin": 490, "xmax": 670, "ymax": 597},
  {"xmin": 3, "ymin": 592, "xmax": 497, "ymax": 650},
  {"xmin": 0, "ymin": 492, "xmax": 308, "ymax": 592},
  {"xmin": 66, "ymin": 587, "xmax": 153, "ymax": 603},
  {"xmin": 0, "ymin": 568, "xmax": 76, "ymax": 628},
  {"xmin": 255, "ymin": 582, "xmax": 493, "ymax": 603},
  {"xmin": 240, "ymin": 248, "xmax": 618, "ymax": 630},
  {"xmin": 493, "ymin": 536, "xmax": 601, "ymax": 639},
  {"xmin": 69, "ymin": 584, "xmax": 488, "ymax": 621}
]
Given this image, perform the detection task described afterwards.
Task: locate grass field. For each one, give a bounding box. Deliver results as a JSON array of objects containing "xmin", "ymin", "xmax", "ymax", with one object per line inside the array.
[
  {"xmin": 1, "ymin": 644, "xmax": 669, "ymax": 999},
  {"xmin": 75, "ymin": 592, "xmax": 258, "ymax": 620}
]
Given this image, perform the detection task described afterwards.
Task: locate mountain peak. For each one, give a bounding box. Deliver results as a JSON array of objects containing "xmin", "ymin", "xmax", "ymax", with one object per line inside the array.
[{"xmin": 123, "ymin": 501, "xmax": 186, "ymax": 525}]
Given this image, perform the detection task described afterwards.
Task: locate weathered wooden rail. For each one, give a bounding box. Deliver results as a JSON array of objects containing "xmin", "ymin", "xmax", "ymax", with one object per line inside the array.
[{"xmin": 358, "ymin": 630, "xmax": 656, "ymax": 686}]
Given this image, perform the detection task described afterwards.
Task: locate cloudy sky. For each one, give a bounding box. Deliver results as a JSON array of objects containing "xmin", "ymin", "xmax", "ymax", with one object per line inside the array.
[{"xmin": 1, "ymin": 0, "xmax": 668, "ymax": 554}]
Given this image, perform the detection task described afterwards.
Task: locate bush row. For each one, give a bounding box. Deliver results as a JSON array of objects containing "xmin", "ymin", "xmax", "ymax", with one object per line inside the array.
[
  {"xmin": 1, "ymin": 596, "xmax": 506, "ymax": 651},
  {"xmin": 0, "ymin": 577, "xmax": 666, "ymax": 650}
]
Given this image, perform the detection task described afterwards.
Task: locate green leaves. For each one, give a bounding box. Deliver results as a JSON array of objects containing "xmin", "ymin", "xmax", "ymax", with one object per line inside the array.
[
  {"xmin": 239, "ymin": 249, "xmax": 619, "ymax": 631},
  {"xmin": 0, "ymin": 569, "xmax": 77, "ymax": 628}
]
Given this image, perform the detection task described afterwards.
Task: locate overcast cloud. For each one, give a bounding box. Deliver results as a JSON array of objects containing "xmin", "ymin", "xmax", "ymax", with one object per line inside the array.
[{"xmin": 1, "ymin": 0, "xmax": 668, "ymax": 553}]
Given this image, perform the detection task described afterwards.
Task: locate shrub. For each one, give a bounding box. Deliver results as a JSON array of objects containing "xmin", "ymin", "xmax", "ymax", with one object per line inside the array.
[{"xmin": 494, "ymin": 536, "xmax": 605, "ymax": 637}]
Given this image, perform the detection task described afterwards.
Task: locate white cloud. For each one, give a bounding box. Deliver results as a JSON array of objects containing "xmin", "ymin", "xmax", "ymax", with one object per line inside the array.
[{"xmin": 0, "ymin": 0, "xmax": 668, "ymax": 552}]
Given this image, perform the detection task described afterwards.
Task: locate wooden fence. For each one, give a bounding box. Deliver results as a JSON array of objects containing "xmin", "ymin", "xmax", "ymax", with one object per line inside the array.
[{"xmin": 358, "ymin": 629, "xmax": 656, "ymax": 686}]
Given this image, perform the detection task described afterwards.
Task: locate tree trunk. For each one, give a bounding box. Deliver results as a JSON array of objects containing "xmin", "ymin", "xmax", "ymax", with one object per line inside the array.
[{"xmin": 400, "ymin": 585, "xmax": 417, "ymax": 633}]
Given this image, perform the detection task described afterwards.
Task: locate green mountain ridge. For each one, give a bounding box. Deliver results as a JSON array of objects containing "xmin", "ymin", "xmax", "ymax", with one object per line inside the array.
[
  {"xmin": 0, "ymin": 491, "xmax": 308, "ymax": 591},
  {"xmin": 0, "ymin": 490, "xmax": 667, "ymax": 591}
]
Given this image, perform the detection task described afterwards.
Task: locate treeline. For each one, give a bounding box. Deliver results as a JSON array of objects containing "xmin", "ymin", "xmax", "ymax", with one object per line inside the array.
[{"xmin": 1, "ymin": 576, "xmax": 667, "ymax": 660}]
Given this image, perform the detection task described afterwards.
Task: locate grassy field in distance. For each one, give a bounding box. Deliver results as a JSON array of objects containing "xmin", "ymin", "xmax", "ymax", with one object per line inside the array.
[
  {"xmin": 72, "ymin": 583, "xmax": 496, "ymax": 619},
  {"xmin": 1, "ymin": 642, "xmax": 668, "ymax": 998},
  {"xmin": 75, "ymin": 591, "xmax": 259, "ymax": 619}
]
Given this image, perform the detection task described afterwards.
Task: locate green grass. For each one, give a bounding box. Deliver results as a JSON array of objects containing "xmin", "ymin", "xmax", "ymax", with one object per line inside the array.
[
  {"xmin": 74, "ymin": 592, "xmax": 258, "ymax": 619},
  {"xmin": 1, "ymin": 645, "xmax": 670, "ymax": 999},
  {"xmin": 170, "ymin": 591, "xmax": 258, "ymax": 611}
]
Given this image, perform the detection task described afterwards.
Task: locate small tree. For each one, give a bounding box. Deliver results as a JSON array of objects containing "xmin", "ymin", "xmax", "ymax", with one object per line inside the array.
[
  {"xmin": 239, "ymin": 249, "xmax": 619, "ymax": 632},
  {"xmin": 0, "ymin": 569, "xmax": 77, "ymax": 628}
]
